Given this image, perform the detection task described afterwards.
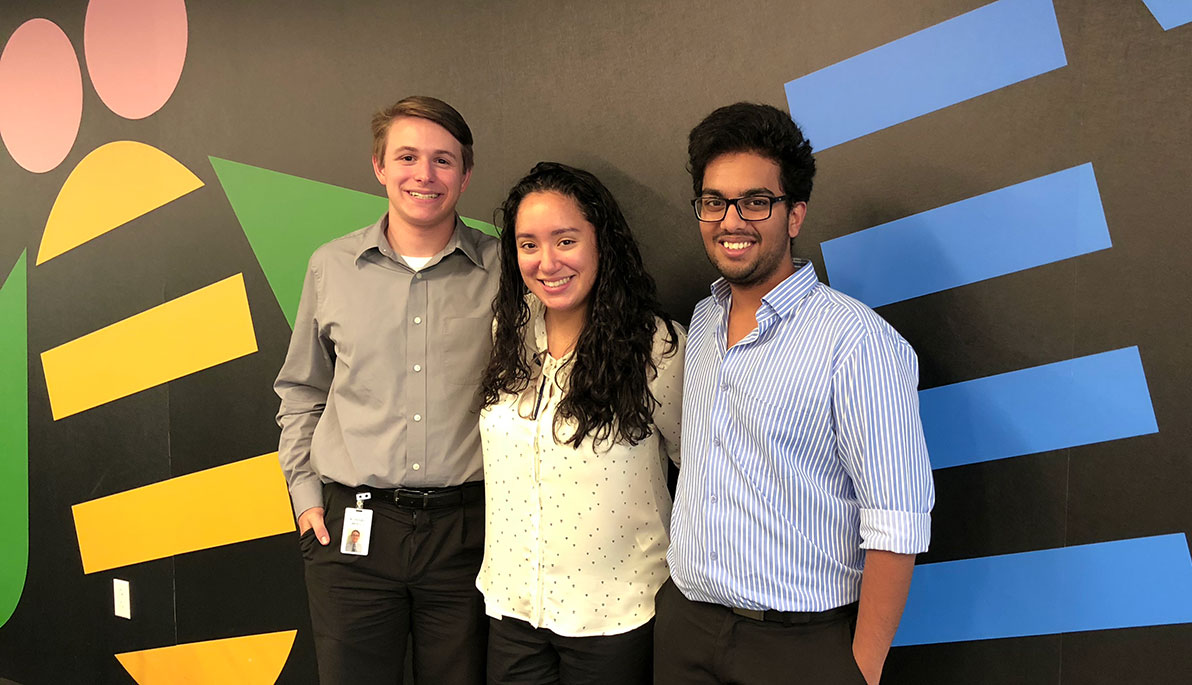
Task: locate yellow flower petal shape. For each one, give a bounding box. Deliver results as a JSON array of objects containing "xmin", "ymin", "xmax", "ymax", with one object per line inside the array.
[
  {"xmin": 36, "ymin": 140, "xmax": 203, "ymax": 264},
  {"xmin": 115, "ymin": 630, "xmax": 297, "ymax": 685},
  {"xmin": 40, "ymin": 273, "xmax": 257, "ymax": 420},
  {"xmin": 71, "ymin": 453, "xmax": 293, "ymax": 574}
]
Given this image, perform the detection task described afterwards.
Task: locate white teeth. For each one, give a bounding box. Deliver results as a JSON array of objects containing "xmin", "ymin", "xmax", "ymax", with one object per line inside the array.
[
  {"xmin": 543, "ymin": 276, "xmax": 572, "ymax": 287},
  {"xmin": 408, "ymin": 191, "xmax": 440, "ymax": 199},
  {"xmin": 722, "ymin": 241, "xmax": 752, "ymax": 250}
]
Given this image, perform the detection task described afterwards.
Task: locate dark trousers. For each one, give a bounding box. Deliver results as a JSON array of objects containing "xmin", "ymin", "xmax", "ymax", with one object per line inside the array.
[
  {"xmin": 653, "ymin": 579, "xmax": 866, "ymax": 685},
  {"xmin": 487, "ymin": 615, "xmax": 653, "ymax": 685},
  {"xmin": 300, "ymin": 482, "xmax": 487, "ymax": 684}
]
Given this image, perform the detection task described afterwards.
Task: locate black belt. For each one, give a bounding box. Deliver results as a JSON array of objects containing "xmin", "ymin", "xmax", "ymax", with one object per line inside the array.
[
  {"xmin": 731, "ymin": 601, "xmax": 858, "ymax": 625},
  {"xmin": 354, "ymin": 481, "xmax": 483, "ymax": 509}
]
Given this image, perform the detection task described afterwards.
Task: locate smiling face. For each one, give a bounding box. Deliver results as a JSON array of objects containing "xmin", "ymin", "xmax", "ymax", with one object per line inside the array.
[
  {"xmin": 372, "ymin": 116, "xmax": 471, "ymax": 235},
  {"xmin": 698, "ymin": 151, "xmax": 805, "ymax": 294},
  {"xmin": 515, "ymin": 191, "xmax": 600, "ymax": 318}
]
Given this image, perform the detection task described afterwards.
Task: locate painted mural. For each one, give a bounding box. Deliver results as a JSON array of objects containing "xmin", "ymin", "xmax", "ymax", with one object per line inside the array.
[{"xmin": 1, "ymin": 0, "xmax": 1190, "ymax": 683}]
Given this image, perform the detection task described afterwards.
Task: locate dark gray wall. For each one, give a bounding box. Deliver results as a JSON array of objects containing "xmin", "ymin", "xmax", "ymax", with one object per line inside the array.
[{"xmin": 1, "ymin": 1, "xmax": 1189, "ymax": 683}]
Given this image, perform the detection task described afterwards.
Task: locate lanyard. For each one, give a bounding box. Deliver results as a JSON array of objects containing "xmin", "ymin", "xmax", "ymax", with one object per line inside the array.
[{"xmin": 530, "ymin": 370, "xmax": 548, "ymax": 421}]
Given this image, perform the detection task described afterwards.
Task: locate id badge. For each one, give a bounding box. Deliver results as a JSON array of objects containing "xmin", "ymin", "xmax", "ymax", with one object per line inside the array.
[{"xmin": 341, "ymin": 492, "xmax": 373, "ymax": 556}]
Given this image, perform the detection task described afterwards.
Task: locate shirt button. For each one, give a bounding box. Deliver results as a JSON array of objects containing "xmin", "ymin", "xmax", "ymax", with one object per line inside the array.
[
  {"xmin": 413, "ymin": 316, "xmax": 422, "ymax": 324},
  {"xmin": 413, "ymin": 414, "xmax": 422, "ymax": 422},
  {"xmin": 413, "ymin": 364, "xmax": 422, "ymax": 372},
  {"xmin": 710, "ymin": 495, "xmax": 718, "ymax": 504},
  {"xmin": 710, "ymin": 552, "xmax": 718, "ymax": 562},
  {"xmin": 415, "ymin": 272, "xmax": 423, "ymax": 280},
  {"xmin": 712, "ymin": 437, "xmax": 721, "ymax": 448},
  {"xmin": 721, "ymin": 382, "xmax": 729, "ymax": 391},
  {"xmin": 412, "ymin": 463, "xmax": 420, "ymax": 471}
]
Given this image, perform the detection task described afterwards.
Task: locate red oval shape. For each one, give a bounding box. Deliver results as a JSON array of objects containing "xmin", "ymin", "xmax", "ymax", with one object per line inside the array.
[
  {"xmin": 0, "ymin": 19, "xmax": 83, "ymax": 173},
  {"xmin": 85, "ymin": 0, "xmax": 188, "ymax": 120}
]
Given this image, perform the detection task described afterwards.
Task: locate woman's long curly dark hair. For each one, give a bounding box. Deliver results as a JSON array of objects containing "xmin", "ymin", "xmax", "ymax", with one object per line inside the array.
[{"xmin": 480, "ymin": 162, "xmax": 678, "ymax": 448}]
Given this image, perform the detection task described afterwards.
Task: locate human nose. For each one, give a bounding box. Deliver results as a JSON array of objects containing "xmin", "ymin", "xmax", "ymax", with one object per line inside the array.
[
  {"xmin": 538, "ymin": 246, "xmax": 559, "ymax": 273},
  {"xmin": 412, "ymin": 158, "xmax": 434, "ymax": 182},
  {"xmin": 720, "ymin": 200, "xmax": 748, "ymax": 228}
]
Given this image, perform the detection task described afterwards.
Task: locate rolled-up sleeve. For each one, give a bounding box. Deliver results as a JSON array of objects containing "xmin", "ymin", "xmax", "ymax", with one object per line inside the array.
[
  {"xmin": 833, "ymin": 329, "xmax": 934, "ymax": 554},
  {"xmin": 274, "ymin": 255, "xmax": 333, "ymax": 518}
]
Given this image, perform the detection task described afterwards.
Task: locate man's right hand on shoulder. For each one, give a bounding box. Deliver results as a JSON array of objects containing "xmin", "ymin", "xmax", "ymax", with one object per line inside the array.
[{"xmin": 298, "ymin": 507, "xmax": 331, "ymax": 546}]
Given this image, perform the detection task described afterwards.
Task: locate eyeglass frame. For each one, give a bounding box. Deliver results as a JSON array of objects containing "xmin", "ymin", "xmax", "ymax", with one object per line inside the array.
[{"xmin": 691, "ymin": 194, "xmax": 790, "ymax": 222}]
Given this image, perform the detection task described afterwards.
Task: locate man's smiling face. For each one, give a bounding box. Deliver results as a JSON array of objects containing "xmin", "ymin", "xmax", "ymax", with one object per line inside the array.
[
  {"xmin": 697, "ymin": 151, "xmax": 805, "ymax": 292},
  {"xmin": 372, "ymin": 116, "xmax": 471, "ymax": 234}
]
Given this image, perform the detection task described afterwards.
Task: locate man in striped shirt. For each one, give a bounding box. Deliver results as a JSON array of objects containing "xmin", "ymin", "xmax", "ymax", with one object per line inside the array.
[{"xmin": 655, "ymin": 103, "xmax": 935, "ymax": 685}]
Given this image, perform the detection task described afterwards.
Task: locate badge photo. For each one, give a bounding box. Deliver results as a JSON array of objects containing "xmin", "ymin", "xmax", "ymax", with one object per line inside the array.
[{"xmin": 341, "ymin": 494, "xmax": 374, "ymax": 556}]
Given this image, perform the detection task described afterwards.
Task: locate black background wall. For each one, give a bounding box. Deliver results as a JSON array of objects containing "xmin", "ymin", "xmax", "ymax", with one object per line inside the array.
[{"xmin": 1, "ymin": 1, "xmax": 1190, "ymax": 683}]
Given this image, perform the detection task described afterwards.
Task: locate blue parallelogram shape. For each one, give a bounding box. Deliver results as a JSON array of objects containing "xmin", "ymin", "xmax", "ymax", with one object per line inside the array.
[
  {"xmin": 894, "ymin": 534, "xmax": 1192, "ymax": 645},
  {"xmin": 920, "ymin": 347, "xmax": 1157, "ymax": 470},
  {"xmin": 784, "ymin": 0, "xmax": 1067, "ymax": 151},
  {"xmin": 820, "ymin": 163, "xmax": 1109, "ymax": 309},
  {"xmin": 1140, "ymin": 0, "xmax": 1192, "ymax": 30}
]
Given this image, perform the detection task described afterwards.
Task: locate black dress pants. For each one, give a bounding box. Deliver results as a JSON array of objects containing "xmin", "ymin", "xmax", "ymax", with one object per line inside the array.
[
  {"xmin": 653, "ymin": 579, "xmax": 866, "ymax": 685},
  {"xmin": 300, "ymin": 482, "xmax": 487, "ymax": 684},
  {"xmin": 487, "ymin": 615, "xmax": 653, "ymax": 685}
]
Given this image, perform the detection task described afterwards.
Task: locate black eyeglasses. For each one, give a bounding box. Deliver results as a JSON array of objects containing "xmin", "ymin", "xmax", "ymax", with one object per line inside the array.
[{"xmin": 692, "ymin": 194, "xmax": 788, "ymax": 222}]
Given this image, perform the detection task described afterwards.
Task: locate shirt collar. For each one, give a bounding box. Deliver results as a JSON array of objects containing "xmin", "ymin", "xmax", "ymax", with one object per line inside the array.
[
  {"xmin": 526, "ymin": 295, "xmax": 576, "ymax": 378},
  {"xmin": 453, "ymin": 217, "xmax": 491, "ymax": 269},
  {"xmin": 355, "ymin": 214, "xmax": 392, "ymax": 262},
  {"xmin": 709, "ymin": 258, "xmax": 819, "ymax": 319},
  {"xmin": 355, "ymin": 214, "xmax": 487, "ymax": 269},
  {"xmin": 529, "ymin": 295, "xmax": 549, "ymax": 355}
]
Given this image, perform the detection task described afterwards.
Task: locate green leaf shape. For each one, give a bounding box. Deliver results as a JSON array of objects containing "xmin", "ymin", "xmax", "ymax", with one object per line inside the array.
[
  {"xmin": 0, "ymin": 251, "xmax": 28, "ymax": 628},
  {"xmin": 461, "ymin": 215, "xmax": 499, "ymax": 238},
  {"xmin": 209, "ymin": 158, "xmax": 387, "ymax": 327}
]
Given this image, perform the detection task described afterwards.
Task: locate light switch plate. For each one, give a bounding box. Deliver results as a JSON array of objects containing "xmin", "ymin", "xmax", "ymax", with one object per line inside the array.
[{"xmin": 113, "ymin": 578, "xmax": 131, "ymax": 619}]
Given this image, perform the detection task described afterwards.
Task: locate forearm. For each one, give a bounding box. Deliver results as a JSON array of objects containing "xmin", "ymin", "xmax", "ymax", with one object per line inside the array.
[
  {"xmin": 276, "ymin": 258, "xmax": 334, "ymax": 519},
  {"xmin": 277, "ymin": 410, "xmax": 325, "ymax": 517},
  {"xmin": 853, "ymin": 549, "xmax": 916, "ymax": 684}
]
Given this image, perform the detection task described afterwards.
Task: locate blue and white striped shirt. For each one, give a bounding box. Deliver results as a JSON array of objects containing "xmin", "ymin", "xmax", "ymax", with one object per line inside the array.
[{"xmin": 668, "ymin": 260, "xmax": 934, "ymax": 612}]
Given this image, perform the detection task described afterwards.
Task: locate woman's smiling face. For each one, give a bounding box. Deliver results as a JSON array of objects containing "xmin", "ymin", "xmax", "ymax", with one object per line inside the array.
[{"xmin": 514, "ymin": 191, "xmax": 599, "ymax": 317}]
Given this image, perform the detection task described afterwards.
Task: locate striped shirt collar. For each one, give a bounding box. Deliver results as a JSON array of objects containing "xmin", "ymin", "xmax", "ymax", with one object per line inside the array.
[{"xmin": 710, "ymin": 257, "xmax": 819, "ymax": 322}]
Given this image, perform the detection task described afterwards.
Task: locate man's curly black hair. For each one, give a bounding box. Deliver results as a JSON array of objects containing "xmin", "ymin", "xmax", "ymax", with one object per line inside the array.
[
  {"xmin": 479, "ymin": 161, "xmax": 678, "ymax": 448},
  {"xmin": 687, "ymin": 102, "xmax": 816, "ymax": 202}
]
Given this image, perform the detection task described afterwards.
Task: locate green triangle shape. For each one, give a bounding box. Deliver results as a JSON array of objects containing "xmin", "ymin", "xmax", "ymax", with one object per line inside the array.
[
  {"xmin": 461, "ymin": 215, "xmax": 499, "ymax": 238},
  {"xmin": 209, "ymin": 157, "xmax": 387, "ymax": 327},
  {"xmin": 0, "ymin": 250, "xmax": 28, "ymax": 628},
  {"xmin": 210, "ymin": 158, "xmax": 498, "ymax": 328}
]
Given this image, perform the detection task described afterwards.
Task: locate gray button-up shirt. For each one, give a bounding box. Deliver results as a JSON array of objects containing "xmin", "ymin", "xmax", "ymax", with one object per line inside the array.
[{"xmin": 275, "ymin": 214, "xmax": 501, "ymax": 518}]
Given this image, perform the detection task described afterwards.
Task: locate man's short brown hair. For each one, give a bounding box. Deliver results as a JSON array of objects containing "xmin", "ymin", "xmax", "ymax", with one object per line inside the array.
[{"xmin": 371, "ymin": 96, "xmax": 474, "ymax": 171}]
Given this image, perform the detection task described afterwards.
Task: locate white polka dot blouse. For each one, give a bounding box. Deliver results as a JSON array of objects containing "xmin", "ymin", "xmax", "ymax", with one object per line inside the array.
[{"xmin": 476, "ymin": 301, "xmax": 685, "ymax": 637}]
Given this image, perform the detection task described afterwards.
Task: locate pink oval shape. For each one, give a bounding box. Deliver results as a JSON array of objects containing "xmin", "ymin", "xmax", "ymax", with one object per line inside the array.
[
  {"xmin": 0, "ymin": 19, "xmax": 83, "ymax": 173},
  {"xmin": 85, "ymin": 0, "xmax": 188, "ymax": 120}
]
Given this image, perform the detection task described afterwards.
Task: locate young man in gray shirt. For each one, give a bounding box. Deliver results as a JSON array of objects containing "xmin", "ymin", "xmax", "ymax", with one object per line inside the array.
[{"xmin": 275, "ymin": 96, "xmax": 499, "ymax": 683}]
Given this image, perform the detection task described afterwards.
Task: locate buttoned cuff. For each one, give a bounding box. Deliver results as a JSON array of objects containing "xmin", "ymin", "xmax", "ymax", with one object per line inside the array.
[
  {"xmin": 289, "ymin": 478, "xmax": 325, "ymax": 520},
  {"xmin": 859, "ymin": 508, "xmax": 931, "ymax": 554}
]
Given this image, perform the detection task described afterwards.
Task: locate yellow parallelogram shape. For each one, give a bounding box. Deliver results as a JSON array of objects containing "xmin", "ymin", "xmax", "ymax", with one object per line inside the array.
[
  {"xmin": 36, "ymin": 141, "xmax": 204, "ymax": 264},
  {"xmin": 115, "ymin": 630, "xmax": 297, "ymax": 685},
  {"xmin": 72, "ymin": 453, "xmax": 295, "ymax": 574},
  {"xmin": 40, "ymin": 273, "xmax": 258, "ymax": 420}
]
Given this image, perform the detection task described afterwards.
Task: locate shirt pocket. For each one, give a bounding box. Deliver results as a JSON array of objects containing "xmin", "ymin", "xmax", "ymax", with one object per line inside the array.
[
  {"xmin": 728, "ymin": 378, "xmax": 818, "ymax": 428},
  {"xmin": 438, "ymin": 315, "xmax": 495, "ymax": 386},
  {"xmin": 724, "ymin": 372, "xmax": 833, "ymax": 463}
]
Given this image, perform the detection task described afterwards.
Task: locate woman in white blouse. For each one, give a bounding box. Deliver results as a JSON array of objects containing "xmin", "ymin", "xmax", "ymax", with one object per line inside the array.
[{"xmin": 476, "ymin": 162, "xmax": 684, "ymax": 684}]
